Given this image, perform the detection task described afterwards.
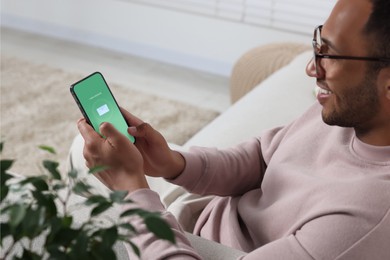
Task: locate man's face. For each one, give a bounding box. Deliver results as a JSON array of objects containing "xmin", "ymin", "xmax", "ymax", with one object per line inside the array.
[{"xmin": 306, "ymin": 0, "xmax": 381, "ymax": 129}]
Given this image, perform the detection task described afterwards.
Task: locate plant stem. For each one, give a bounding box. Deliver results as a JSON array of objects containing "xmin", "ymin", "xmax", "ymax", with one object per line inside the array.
[{"xmin": 63, "ymin": 185, "xmax": 72, "ymax": 216}]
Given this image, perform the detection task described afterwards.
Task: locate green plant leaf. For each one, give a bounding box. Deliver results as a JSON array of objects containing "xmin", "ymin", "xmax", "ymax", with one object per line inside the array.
[
  {"xmin": 42, "ymin": 160, "xmax": 61, "ymax": 180},
  {"xmin": 38, "ymin": 145, "xmax": 56, "ymax": 155},
  {"xmin": 22, "ymin": 206, "xmax": 47, "ymax": 239},
  {"xmin": 144, "ymin": 215, "xmax": 176, "ymax": 244},
  {"xmin": 1, "ymin": 159, "xmax": 14, "ymax": 175},
  {"xmin": 0, "ymin": 143, "xmax": 177, "ymax": 258},
  {"xmin": 119, "ymin": 223, "xmax": 137, "ymax": 233},
  {"xmin": 20, "ymin": 249, "xmax": 42, "ymax": 260},
  {"xmin": 72, "ymin": 181, "xmax": 93, "ymax": 196},
  {"xmin": 0, "ymin": 185, "xmax": 9, "ymax": 203},
  {"xmin": 31, "ymin": 178, "xmax": 49, "ymax": 191},
  {"xmin": 1, "ymin": 167, "xmax": 13, "ymax": 185},
  {"xmin": 46, "ymin": 246, "xmax": 68, "ymax": 260},
  {"xmin": 45, "ymin": 217, "xmax": 62, "ymax": 245},
  {"xmin": 122, "ymin": 198, "xmax": 134, "ymax": 204},
  {"xmin": 47, "ymin": 226, "xmax": 80, "ymax": 248},
  {"xmin": 109, "ymin": 190, "xmax": 128, "ymax": 203},
  {"xmin": 62, "ymin": 215, "xmax": 73, "ymax": 228},
  {"xmin": 9, "ymin": 203, "xmax": 27, "ymax": 228},
  {"xmin": 10, "ymin": 221, "xmax": 24, "ymax": 241},
  {"xmin": 32, "ymin": 190, "xmax": 57, "ymax": 218},
  {"xmin": 91, "ymin": 242, "xmax": 116, "ymax": 260},
  {"xmin": 120, "ymin": 208, "xmax": 149, "ymax": 218},
  {"xmin": 85, "ymin": 195, "xmax": 108, "ymax": 206},
  {"xmin": 98, "ymin": 247, "xmax": 116, "ymax": 260},
  {"xmin": 68, "ymin": 168, "xmax": 78, "ymax": 179},
  {"xmin": 91, "ymin": 202, "xmax": 112, "ymax": 217},
  {"xmin": 53, "ymin": 183, "xmax": 66, "ymax": 191},
  {"xmin": 45, "ymin": 217, "xmax": 73, "ymax": 247},
  {"xmin": 0, "ymin": 141, "xmax": 3, "ymax": 153},
  {"xmin": 69, "ymin": 232, "xmax": 89, "ymax": 260},
  {"xmin": 88, "ymin": 165, "xmax": 109, "ymax": 174},
  {"xmin": 101, "ymin": 226, "xmax": 118, "ymax": 248},
  {"xmin": 19, "ymin": 176, "xmax": 49, "ymax": 191},
  {"xmin": 0, "ymin": 223, "xmax": 11, "ymax": 246},
  {"xmin": 128, "ymin": 241, "xmax": 141, "ymax": 257},
  {"xmin": 0, "ymin": 169, "xmax": 13, "ymax": 202}
]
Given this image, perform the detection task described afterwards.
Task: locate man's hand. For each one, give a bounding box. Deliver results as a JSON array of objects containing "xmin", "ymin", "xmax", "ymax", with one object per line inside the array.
[
  {"xmin": 121, "ymin": 108, "xmax": 186, "ymax": 180},
  {"xmin": 77, "ymin": 118, "xmax": 149, "ymax": 193}
]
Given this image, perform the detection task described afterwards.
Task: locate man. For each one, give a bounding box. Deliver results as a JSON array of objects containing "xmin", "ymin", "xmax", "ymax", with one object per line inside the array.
[{"xmin": 76, "ymin": 0, "xmax": 390, "ymax": 258}]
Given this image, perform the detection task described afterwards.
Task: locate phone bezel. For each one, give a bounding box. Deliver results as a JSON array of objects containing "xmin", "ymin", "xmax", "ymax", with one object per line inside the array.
[{"xmin": 70, "ymin": 71, "xmax": 135, "ymax": 143}]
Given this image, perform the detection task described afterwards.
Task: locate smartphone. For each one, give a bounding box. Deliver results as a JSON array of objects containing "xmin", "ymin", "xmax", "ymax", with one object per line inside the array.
[{"xmin": 70, "ymin": 72, "xmax": 135, "ymax": 143}]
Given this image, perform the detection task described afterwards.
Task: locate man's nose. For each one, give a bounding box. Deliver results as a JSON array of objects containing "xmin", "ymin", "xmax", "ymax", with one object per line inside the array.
[{"xmin": 306, "ymin": 58, "xmax": 317, "ymax": 78}]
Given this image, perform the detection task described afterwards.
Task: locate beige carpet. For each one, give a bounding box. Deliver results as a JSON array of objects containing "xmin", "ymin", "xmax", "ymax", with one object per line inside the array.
[{"xmin": 0, "ymin": 56, "xmax": 220, "ymax": 176}]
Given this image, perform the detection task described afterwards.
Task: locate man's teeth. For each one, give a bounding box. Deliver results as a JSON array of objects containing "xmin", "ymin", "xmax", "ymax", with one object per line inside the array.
[{"xmin": 316, "ymin": 87, "xmax": 332, "ymax": 95}]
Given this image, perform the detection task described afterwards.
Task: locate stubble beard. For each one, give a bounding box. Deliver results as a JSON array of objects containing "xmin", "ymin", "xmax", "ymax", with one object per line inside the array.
[{"xmin": 321, "ymin": 72, "xmax": 380, "ymax": 129}]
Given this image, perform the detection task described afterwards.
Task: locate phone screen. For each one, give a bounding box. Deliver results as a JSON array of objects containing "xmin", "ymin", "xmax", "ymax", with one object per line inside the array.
[{"xmin": 70, "ymin": 72, "xmax": 135, "ymax": 143}]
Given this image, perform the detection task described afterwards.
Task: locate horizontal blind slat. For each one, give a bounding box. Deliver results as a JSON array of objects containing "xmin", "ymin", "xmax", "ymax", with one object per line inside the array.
[{"xmin": 124, "ymin": 0, "xmax": 336, "ymax": 35}]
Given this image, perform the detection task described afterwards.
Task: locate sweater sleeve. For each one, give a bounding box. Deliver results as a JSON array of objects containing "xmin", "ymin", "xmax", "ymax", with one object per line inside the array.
[
  {"xmin": 170, "ymin": 138, "xmax": 267, "ymax": 196},
  {"xmin": 239, "ymin": 205, "xmax": 390, "ymax": 260},
  {"xmin": 124, "ymin": 189, "xmax": 202, "ymax": 260}
]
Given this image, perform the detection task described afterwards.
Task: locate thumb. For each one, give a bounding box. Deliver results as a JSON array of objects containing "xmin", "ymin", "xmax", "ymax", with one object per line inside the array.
[{"xmin": 100, "ymin": 122, "xmax": 124, "ymax": 143}]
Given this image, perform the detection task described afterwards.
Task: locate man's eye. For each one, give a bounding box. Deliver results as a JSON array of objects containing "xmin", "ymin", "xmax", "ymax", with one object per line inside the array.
[{"xmin": 319, "ymin": 45, "xmax": 329, "ymax": 54}]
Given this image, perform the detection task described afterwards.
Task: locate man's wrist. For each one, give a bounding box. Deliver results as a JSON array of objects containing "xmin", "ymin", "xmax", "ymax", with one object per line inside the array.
[
  {"xmin": 113, "ymin": 171, "xmax": 149, "ymax": 192},
  {"xmin": 167, "ymin": 151, "xmax": 186, "ymax": 180}
]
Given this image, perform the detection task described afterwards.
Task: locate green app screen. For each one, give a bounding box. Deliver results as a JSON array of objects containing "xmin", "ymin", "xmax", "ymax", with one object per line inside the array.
[{"xmin": 72, "ymin": 72, "xmax": 135, "ymax": 143}]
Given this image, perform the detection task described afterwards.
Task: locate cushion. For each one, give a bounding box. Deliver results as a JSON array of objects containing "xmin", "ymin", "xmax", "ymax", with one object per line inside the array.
[{"xmin": 184, "ymin": 50, "xmax": 315, "ymax": 149}]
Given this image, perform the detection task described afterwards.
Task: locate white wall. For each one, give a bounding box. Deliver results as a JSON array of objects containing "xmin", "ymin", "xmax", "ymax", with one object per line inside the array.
[{"xmin": 1, "ymin": 0, "xmax": 311, "ymax": 76}]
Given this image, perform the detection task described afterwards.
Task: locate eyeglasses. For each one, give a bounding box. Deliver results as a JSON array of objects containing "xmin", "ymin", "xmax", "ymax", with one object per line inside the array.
[{"xmin": 312, "ymin": 25, "xmax": 390, "ymax": 76}]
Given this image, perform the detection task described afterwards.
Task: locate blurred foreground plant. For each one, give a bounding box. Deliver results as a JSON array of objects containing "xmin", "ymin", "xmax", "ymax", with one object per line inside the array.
[{"xmin": 0, "ymin": 142, "xmax": 175, "ymax": 259}]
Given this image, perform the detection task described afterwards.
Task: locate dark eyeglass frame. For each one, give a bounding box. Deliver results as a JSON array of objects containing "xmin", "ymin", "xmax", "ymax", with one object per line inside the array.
[{"xmin": 312, "ymin": 25, "xmax": 390, "ymax": 75}]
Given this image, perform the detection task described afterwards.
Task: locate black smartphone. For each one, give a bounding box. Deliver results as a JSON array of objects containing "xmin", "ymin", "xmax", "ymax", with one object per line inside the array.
[{"xmin": 70, "ymin": 72, "xmax": 135, "ymax": 143}]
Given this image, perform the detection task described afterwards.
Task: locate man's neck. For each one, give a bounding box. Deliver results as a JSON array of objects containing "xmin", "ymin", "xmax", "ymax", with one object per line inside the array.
[{"xmin": 355, "ymin": 126, "xmax": 390, "ymax": 146}]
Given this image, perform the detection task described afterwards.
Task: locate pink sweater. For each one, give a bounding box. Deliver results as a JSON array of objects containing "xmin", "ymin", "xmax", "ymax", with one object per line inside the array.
[{"xmin": 127, "ymin": 103, "xmax": 390, "ymax": 259}]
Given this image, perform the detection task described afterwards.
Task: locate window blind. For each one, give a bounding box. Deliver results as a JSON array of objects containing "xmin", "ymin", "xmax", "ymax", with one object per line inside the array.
[{"xmin": 123, "ymin": 0, "xmax": 336, "ymax": 35}]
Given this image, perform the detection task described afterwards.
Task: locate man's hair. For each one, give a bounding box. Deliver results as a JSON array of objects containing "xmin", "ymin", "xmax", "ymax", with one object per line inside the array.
[{"xmin": 364, "ymin": 0, "xmax": 390, "ymax": 70}]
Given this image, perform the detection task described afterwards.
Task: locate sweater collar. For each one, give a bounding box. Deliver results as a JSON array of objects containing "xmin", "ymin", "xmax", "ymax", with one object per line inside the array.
[{"xmin": 351, "ymin": 136, "xmax": 390, "ymax": 164}]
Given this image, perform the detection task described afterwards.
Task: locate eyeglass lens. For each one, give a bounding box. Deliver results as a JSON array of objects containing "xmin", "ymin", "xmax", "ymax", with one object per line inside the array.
[{"xmin": 313, "ymin": 27, "xmax": 322, "ymax": 76}]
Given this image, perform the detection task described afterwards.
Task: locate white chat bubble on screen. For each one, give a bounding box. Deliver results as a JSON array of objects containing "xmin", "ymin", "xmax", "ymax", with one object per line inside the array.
[{"xmin": 97, "ymin": 104, "xmax": 110, "ymax": 116}]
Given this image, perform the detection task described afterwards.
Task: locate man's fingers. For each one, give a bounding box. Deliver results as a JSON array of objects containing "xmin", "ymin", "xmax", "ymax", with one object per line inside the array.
[
  {"xmin": 119, "ymin": 107, "xmax": 154, "ymax": 141},
  {"xmin": 77, "ymin": 118, "xmax": 100, "ymax": 141},
  {"xmin": 100, "ymin": 122, "xmax": 127, "ymax": 145},
  {"xmin": 120, "ymin": 107, "xmax": 144, "ymax": 126},
  {"xmin": 127, "ymin": 122, "xmax": 155, "ymax": 139}
]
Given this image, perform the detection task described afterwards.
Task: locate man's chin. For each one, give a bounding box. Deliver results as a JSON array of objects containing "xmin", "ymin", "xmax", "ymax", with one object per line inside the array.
[
  {"xmin": 321, "ymin": 110, "xmax": 341, "ymax": 126},
  {"xmin": 321, "ymin": 111, "xmax": 356, "ymax": 128}
]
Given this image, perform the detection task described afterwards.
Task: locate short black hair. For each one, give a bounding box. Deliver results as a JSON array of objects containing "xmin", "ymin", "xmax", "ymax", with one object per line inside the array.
[{"xmin": 364, "ymin": 0, "xmax": 390, "ymax": 70}]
